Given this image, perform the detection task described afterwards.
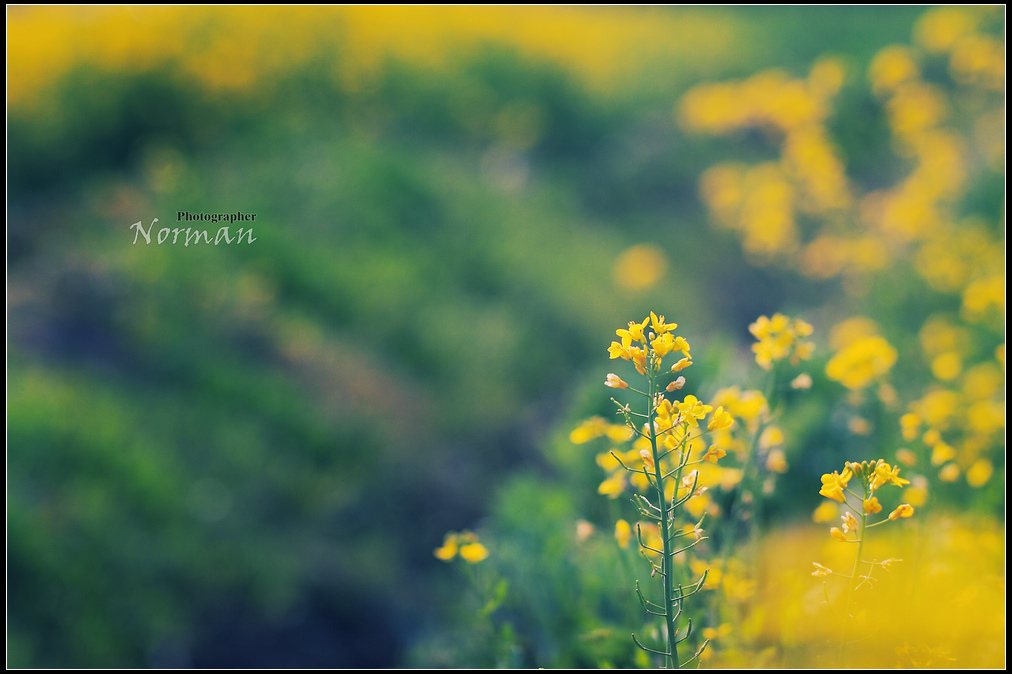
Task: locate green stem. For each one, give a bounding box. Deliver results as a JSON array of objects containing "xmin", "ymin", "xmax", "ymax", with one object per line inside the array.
[
  {"xmin": 646, "ymin": 366, "xmax": 679, "ymax": 668},
  {"xmin": 839, "ymin": 492, "xmax": 868, "ymax": 665}
]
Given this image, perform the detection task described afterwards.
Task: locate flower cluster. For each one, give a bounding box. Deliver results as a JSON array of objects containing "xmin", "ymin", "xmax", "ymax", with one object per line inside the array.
[
  {"xmin": 749, "ymin": 313, "xmax": 814, "ymax": 371},
  {"xmin": 434, "ymin": 530, "xmax": 489, "ymax": 564},
  {"xmin": 579, "ymin": 312, "xmax": 733, "ymax": 667},
  {"xmin": 817, "ymin": 459, "xmax": 914, "ymax": 547}
]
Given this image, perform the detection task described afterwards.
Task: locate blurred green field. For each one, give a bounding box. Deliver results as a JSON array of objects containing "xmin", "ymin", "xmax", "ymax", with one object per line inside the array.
[{"xmin": 7, "ymin": 6, "xmax": 1004, "ymax": 668}]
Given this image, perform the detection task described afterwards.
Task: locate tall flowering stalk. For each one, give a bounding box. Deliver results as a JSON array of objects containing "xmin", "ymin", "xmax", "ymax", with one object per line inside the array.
[
  {"xmin": 813, "ymin": 459, "xmax": 914, "ymax": 663},
  {"xmin": 584, "ymin": 313, "xmax": 735, "ymax": 668}
]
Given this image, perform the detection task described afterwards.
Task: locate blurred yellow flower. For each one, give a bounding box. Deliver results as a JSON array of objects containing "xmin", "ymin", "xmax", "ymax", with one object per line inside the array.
[
  {"xmin": 615, "ymin": 519, "xmax": 632, "ymax": 549},
  {"xmin": 612, "ymin": 244, "xmax": 668, "ymax": 291},
  {"xmin": 825, "ymin": 335, "xmax": 898, "ymax": 389},
  {"xmin": 812, "ymin": 500, "xmax": 838, "ymax": 523},
  {"xmin": 965, "ymin": 458, "xmax": 993, "ymax": 488},
  {"xmin": 459, "ymin": 542, "xmax": 489, "ymax": 563},
  {"xmin": 863, "ymin": 497, "xmax": 882, "ymax": 515}
]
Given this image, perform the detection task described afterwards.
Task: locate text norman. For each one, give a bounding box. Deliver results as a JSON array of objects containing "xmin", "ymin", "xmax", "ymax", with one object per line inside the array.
[{"xmin": 130, "ymin": 218, "xmax": 257, "ymax": 246}]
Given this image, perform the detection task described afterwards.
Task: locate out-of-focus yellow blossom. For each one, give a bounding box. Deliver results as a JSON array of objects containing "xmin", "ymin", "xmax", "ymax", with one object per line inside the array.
[
  {"xmin": 966, "ymin": 400, "xmax": 1005, "ymax": 436},
  {"xmin": 791, "ymin": 372, "xmax": 813, "ymax": 389},
  {"xmin": 899, "ymin": 412, "xmax": 921, "ymax": 441},
  {"xmin": 702, "ymin": 623, "xmax": 733, "ymax": 641},
  {"xmin": 598, "ymin": 473, "xmax": 626, "ymax": 498},
  {"xmin": 758, "ymin": 425, "xmax": 784, "ymax": 449},
  {"xmin": 604, "ymin": 373, "xmax": 629, "ymax": 389},
  {"xmin": 914, "ymin": 6, "xmax": 978, "ymax": 53},
  {"xmin": 950, "ymin": 33, "xmax": 1006, "ymax": 90},
  {"xmin": 615, "ymin": 519, "xmax": 632, "ymax": 549},
  {"xmin": 965, "ymin": 458, "xmax": 993, "ymax": 488},
  {"xmin": 961, "ymin": 275, "xmax": 1005, "ymax": 323},
  {"xmin": 711, "ymin": 386, "xmax": 768, "ymax": 425},
  {"xmin": 922, "ymin": 428, "xmax": 942, "ymax": 446},
  {"xmin": 458, "ymin": 540, "xmax": 490, "ymax": 563},
  {"xmin": 961, "ymin": 363, "xmax": 1003, "ymax": 401},
  {"xmin": 903, "ymin": 481, "xmax": 928, "ymax": 508},
  {"xmin": 575, "ymin": 519, "xmax": 595, "ymax": 542},
  {"xmin": 888, "ymin": 504, "xmax": 915, "ymax": 520},
  {"xmin": 570, "ymin": 416, "xmax": 608, "ymax": 444},
  {"xmin": 825, "ymin": 334, "xmax": 897, "ymax": 389},
  {"xmin": 436, "ymin": 530, "xmax": 489, "ymax": 563},
  {"xmin": 829, "ymin": 316, "xmax": 880, "ymax": 350},
  {"xmin": 938, "ymin": 463, "xmax": 960, "ymax": 482},
  {"xmin": 863, "ymin": 497, "xmax": 882, "ymax": 515},
  {"xmin": 895, "ymin": 448, "xmax": 917, "ymax": 467},
  {"xmin": 765, "ymin": 449, "xmax": 788, "ymax": 474},
  {"xmin": 434, "ymin": 534, "xmax": 459, "ymax": 561},
  {"xmin": 749, "ymin": 313, "xmax": 815, "ymax": 370},
  {"xmin": 813, "ymin": 500, "xmax": 838, "ymax": 523},
  {"xmin": 869, "ymin": 45, "xmax": 920, "ymax": 94},
  {"xmin": 612, "ymin": 244, "xmax": 668, "ymax": 291},
  {"xmin": 848, "ymin": 417, "xmax": 872, "ymax": 436},
  {"xmin": 930, "ymin": 352, "xmax": 962, "ymax": 381},
  {"xmin": 930, "ymin": 442, "xmax": 956, "ymax": 466}
]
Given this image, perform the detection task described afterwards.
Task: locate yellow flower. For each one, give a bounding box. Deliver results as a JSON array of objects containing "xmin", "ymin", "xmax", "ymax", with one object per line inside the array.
[
  {"xmin": 869, "ymin": 461, "xmax": 910, "ymax": 491},
  {"xmin": 707, "ymin": 406, "xmax": 734, "ymax": 432},
  {"xmin": 679, "ymin": 395, "xmax": 713, "ymax": 427},
  {"xmin": 819, "ymin": 468, "xmax": 853, "ymax": 503},
  {"xmin": 841, "ymin": 511, "xmax": 859, "ymax": 533},
  {"xmin": 830, "ymin": 527, "xmax": 849, "ymax": 542},
  {"xmin": 649, "ymin": 311, "xmax": 677, "ymax": 335},
  {"xmin": 888, "ymin": 504, "xmax": 915, "ymax": 521},
  {"xmin": 702, "ymin": 444, "xmax": 726, "ymax": 463},
  {"xmin": 616, "ymin": 317, "xmax": 649, "ymax": 344},
  {"xmin": 604, "ymin": 373, "xmax": 629, "ymax": 389},
  {"xmin": 608, "ymin": 336, "xmax": 632, "ymax": 360},
  {"xmin": 670, "ymin": 357, "xmax": 692, "ymax": 372},
  {"xmin": 863, "ymin": 496, "xmax": 882, "ymax": 514}
]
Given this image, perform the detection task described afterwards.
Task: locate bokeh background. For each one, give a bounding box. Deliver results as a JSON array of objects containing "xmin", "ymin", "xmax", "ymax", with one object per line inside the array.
[{"xmin": 7, "ymin": 6, "xmax": 1004, "ymax": 668}]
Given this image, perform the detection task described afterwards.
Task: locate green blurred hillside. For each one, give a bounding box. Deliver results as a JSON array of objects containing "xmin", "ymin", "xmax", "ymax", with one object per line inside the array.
[{"xmin": 10, "ymin": 5, "xmax": 997, "ymax": 668}]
